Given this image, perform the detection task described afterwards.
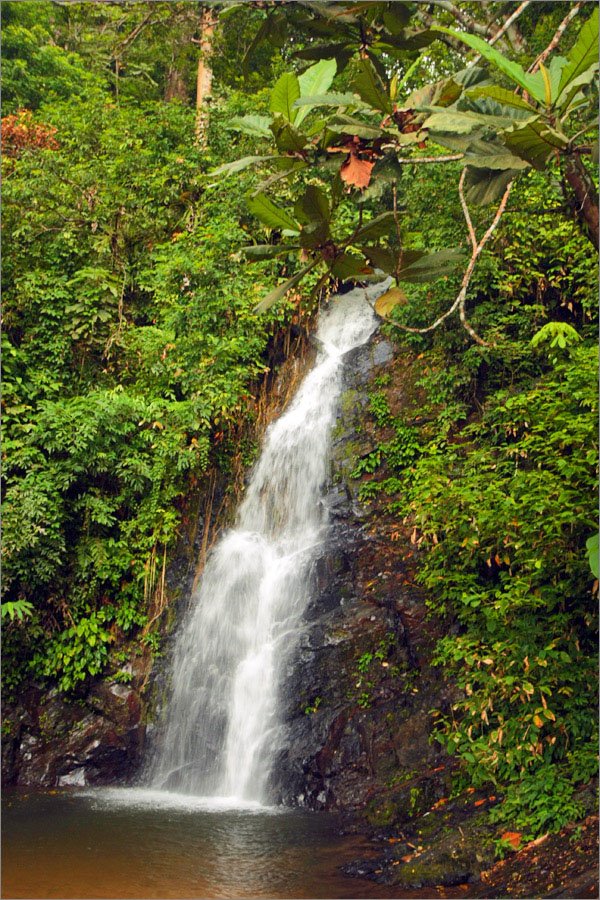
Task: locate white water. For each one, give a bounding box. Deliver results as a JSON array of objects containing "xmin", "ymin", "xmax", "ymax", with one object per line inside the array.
[{"xmin": 147, "ymin": 287, "xmax": 382, "ymax": 803}]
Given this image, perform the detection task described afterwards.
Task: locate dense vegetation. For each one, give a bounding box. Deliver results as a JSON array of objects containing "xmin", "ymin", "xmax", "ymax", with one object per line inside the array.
[{"xmin": 2, "ymin": 0, "xmax": 597, "ymax": 847}]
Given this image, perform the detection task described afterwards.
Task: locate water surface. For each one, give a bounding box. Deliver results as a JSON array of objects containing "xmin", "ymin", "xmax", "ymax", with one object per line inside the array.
[{"xmin": 2, "ymin": 788, "xmax": 424, "ymax": 899}]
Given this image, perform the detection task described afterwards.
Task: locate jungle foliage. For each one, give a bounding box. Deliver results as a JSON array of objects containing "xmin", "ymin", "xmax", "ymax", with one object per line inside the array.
[{"xmin": 1, "ymin": 0, "xmax": 597, "ymax": 845}]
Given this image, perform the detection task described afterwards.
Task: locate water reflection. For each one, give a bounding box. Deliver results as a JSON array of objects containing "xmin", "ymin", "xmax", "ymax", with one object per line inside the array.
[{"xmin": 2, "ymin": 788, "xmax": 406, "ymax": 899}]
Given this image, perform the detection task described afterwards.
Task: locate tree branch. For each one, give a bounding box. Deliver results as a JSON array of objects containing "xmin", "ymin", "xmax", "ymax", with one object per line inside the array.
[
  {"xmin": 488, "ymin": 1, "xmax": 531, "ymax": 48},
  {"xmin": 529, "ymin": 2, "xmax": 583, "ymax": 73},
  {"xmin": 372, "ymin": 172, "xmax": 514, "ymax": 345}
]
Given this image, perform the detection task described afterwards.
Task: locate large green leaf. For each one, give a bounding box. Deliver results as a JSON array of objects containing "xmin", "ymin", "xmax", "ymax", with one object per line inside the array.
[
  {"xmin": 298, "ymin": 59, "xmax": 337, "ymax": 97},
  {"xmin": 353, "ymin": 211, "xmax": 396, "ymax": 242},
  {"xmin": 556, "ymin": 63, "xmax": 600, "ymax": 115},
  {"xmin": 242, "ymin": 244, "xmax": 300, "ymax": 260},
  {"xmin": 294, "ymin": 43, "xmax": 353, "ymax": 69},
  {"xmin": 396, "ymin": 248, "xmax": 463, "ymax": 283},
  {"xmin": 353, "ymin": 57, "xmax": 393, "ymax": 114},
  {"xmin": 270, "ymin": 72, "xmax": 301, "ymax": 122},
  {"xmin": 467, "ymin": 84, "xmax": 537, "ymax": 114},
  {"xmin": 254, "ymin": 261, "xmax": 319, "ymax": 313},
  {"xmin": 423, "ymin": 109, "xmax": 513, "ymax": 135},
  {"xmin": 293, "ymin": 92, "xmax": 366, "ymax": 109},
  {"xmin": 270, "ymin": 116, "xmax": 309, "ymax": 152},
  {"xmin": 299, "ymin": 220, "xmax": 330, "ymax": 249},
  {"xmin": 462, "ymin": 138, "xmax": 530, "ymax": 172},
  {"xmin": 463, "ymin": 166, "xmax": 519, "ymax": 205},
  {"xmin": 330, "ymin": 252, "xmax": 372, "ymax": 280},
  {"xmin": 433, "ymin": 26, "xmax": 546, "ymax": 105},
  {"xmin": 503, "ymin": 116, "xmax": 569, "ymax": 170},
  {"xmin": 327, "ymin": 115, "xmax": 385, "ymax": 140},
  {"xmin": 294, "ymin": 185, "xmax": 330, "ymax": 225},
  {"xmin": 211, "ymin": 155, "xmax": 277, "ymax": 177},
  {"xmin": 382, "ymin": 3, "xmax": 411, "ymax": 33},
  {"xmin": 556, "ymin": 7, "xmax": 599, "ymax": 101},
  {"xmin": 525, "ymin": 56, "xmax": 568, "ymax": 109},
  {"xmin": 247, "ymin": 193, "xmax": 301, "ymax": 233},
  {"xmin": 225, "ymin": 115, "xmax": 273, "ymax": 138},
  {"xmin": 361, "ymin": 245, "xmax": 397, "ymax": 273},
  {"xmin": 296, "ymin": 58, "xmax": 337, "ymax": 125}
]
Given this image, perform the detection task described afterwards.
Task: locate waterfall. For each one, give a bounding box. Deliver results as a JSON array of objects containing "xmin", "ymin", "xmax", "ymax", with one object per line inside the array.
[{"xmin": 147, "ymin": 286, "xmax": 382, "ymax": 803}]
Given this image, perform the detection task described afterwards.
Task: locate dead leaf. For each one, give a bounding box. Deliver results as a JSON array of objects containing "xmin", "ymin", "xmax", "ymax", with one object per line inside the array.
[
  {"xmin": 501, "ymin": 831, "xmax": 522, "ymax": 849},
  {"xmin": 340, "ymin": 153, "xmax": 374, "ymax": 189},
  {"xmin": 375, "ymin": 287, "xmax": 406, "ymax": 317}
]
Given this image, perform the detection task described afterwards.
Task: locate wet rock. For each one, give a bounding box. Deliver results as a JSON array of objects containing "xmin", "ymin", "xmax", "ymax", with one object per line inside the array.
[{"xmin": 2, "ymin": 679, "xmax": 145, "ymax": 787}]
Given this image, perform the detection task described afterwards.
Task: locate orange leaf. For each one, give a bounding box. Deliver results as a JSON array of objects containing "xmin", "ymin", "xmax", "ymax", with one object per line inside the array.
[
  {"xmin": 340, "ymin": 154, "xmax": 375, "ymax": 189},
  {"xmin": 501, "ymin": 831, "xmax": 522, "ymax": 849}
]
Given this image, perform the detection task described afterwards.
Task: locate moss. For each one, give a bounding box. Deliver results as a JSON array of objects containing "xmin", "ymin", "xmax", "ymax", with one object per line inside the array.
[{"xmin": 366, "ymin": 796, "xmax": 399, "ymax": 826}]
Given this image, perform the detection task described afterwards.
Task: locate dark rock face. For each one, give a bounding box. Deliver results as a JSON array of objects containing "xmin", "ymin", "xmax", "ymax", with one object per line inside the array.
[
  {"xmin": 2, "ymin": 677, "xmax": 145, "ymax": 787},
  {"xmin": 269, "ymin": 336, "xmax": 453, "ymax": 822}
]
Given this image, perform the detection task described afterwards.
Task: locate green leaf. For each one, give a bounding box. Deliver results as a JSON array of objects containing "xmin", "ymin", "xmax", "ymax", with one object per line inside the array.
[
  {"xmin": 330, "ymin": 252, "xmax": 372, "ymax": 280},
  {"xmin": 397, "ymin": 248, "xmax": 463, "ymax": 283},
  {"xmin": 296, "ymin": 58, "xmax": 337, "ymax": 126},
  {"xmin": 467, "ymin": 84, "xmax": 537, "ymax": 114},
  {"xmin": 270, "ymin": 71, "xmax": 301, "ymax": 122},
  {"xmin": 357, "ymin": 157, "xmax": 404, "ymax": 204},
  {"xmin": 503, "ymin": 116, "xmax": 568, "ymax": 170},
  {"xmin": 463, "ymin": 166, "xmax": 519, "ymax": 205},
  {"xmin": 293, "ymin": 92, "xmax": 365, "ymax": 109},
  {"xmin": 556, "ymin": 7, "xmax": 599, "ymax": 102},
  {"xmin": 463, "ymin": 140, "xmax": 530, "ymax": 172},
  {"xmin": 433, "ymin": 26, "xmax": 546, "ymax": 104},
  {"xmin": 556, "ymin": 63, "xmax": 600, "ymax": 115},
  {"xmin": 270, "ymin": 116, "xmax": 309, "ymax": 152},
  {"xmin": 1, "ymin": 599, "xmax": 34, "ymax": 622},
  {"xmin": 294, "ymin": 43, "xmax": 353, "ymax": 69},
  {"xmin": 353, "ymin": 211, "xmax": 396, "ymax": 242},
  {"xmin": 423, "ymin": 109, "xmax": 514, "ymax": 134},
  {"xmin": 361, "ymin": 245, "xmax": 397, "ymax": 273},
  {"xmin": 376, "ymin": 29, "xmax": 437, "ymax": 54},
  {"xmin": 242, "ymin": 244, "xmax": 300, "ymax": 260},
  {"xmin": 294, "ymin": 185, "xmax": 330, "ymax": 225},
  {"xmin": 353, "ymin": 57, "xmax": 393, "ymax": 114},
  {"xmin": 382, "ymin": 4, "xmax": 411, "ymax": 33},
  {"xmin": 247, "ymin": 193, "xmax": 301, "ymax": 233},
  {"xmin": 210, "ymin": 155, "xmax": 276, "ymax": 177},
  {"xmin": 225, "ymin": 115, "xmax": 273, "ymax": 138},
  {"xmin": 299, "ymin": 220, "xmax": 330, "ymax": 249},
  {"xmin": 586, "ymin": 532, "xmax": 599, "ymax": 579},
  {"xmin": 254, "ymin": 261, "xmax": 319, "ymax": 313},
  {"xmin": 327, "ymin": 115, "xmax": 383, "ymax": 140}
]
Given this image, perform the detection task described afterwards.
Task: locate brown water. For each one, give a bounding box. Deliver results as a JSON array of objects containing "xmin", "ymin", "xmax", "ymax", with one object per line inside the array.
[{"xmin": 1, "ymin": 788, "xmax": 461, "ymax": 899}]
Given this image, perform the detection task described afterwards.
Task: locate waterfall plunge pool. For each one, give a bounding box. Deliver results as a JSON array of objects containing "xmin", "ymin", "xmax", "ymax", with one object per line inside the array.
[{"xmin": 0, "ymin": 787, "xmax": 461, "ymax": 899}]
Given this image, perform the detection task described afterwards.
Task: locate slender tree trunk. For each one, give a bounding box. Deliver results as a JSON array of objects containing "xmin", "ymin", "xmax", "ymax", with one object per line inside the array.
[
  {"xmin": 165, "ymin": 64, "xmax": 188, "ymax": 103},
  {"xmin": 195, "ymin": 3, "xmax": 217, "ymax": 147},
  {"xmin": 564, "ymin": 153, "xmax": 599, "ymax": 251}
]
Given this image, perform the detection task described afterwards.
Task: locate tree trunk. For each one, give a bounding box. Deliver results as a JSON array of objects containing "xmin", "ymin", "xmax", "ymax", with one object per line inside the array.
[
  {"xmin": 195, "ymin": 4, "xmax": 217, "ymax": 147},
  {"xmin": 564, "ymin": 153, "xmax": 599, "ymax": 252},
  {"xmin": 165, "ymin": 65, "xmax": 188, "ymax": 103}
]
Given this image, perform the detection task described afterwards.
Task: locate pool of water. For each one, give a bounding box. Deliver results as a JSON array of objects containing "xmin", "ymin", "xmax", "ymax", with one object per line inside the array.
[{"xmin": 2, "ymin": 788, "xmax": 445, "ymax": 899}]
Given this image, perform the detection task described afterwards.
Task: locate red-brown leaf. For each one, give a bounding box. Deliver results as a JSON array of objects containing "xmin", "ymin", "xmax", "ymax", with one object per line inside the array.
[{"xmin": 340, "ymin": 154, "xmax": 374, "ymax": 189}]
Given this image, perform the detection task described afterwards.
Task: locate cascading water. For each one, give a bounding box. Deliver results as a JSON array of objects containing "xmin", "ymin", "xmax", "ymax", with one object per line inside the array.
[{"xmin": 147, "ymin": 286, "xmax": 383, "ymax": 803}]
